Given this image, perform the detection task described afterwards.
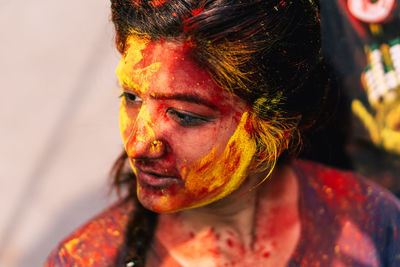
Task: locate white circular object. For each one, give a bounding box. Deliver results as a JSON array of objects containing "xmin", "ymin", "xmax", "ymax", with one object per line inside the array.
[{"xmin": 348, "ymin": 0, "xmax": 396, "ymax": 23}]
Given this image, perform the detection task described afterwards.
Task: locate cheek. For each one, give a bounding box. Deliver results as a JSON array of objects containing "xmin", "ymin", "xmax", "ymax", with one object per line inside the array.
[
  {"xmin": 172, "ymin": 108, "xmax": 244, "ymax": 163},
  {"xmin": 180, "ymin": 112, "xmax": 257, "ymax": 207}
]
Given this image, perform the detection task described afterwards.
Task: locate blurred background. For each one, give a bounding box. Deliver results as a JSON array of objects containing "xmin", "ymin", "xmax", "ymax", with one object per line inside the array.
[{"xmin": 0, "ymin": 0, "xmax": 122, "ymax": 266}]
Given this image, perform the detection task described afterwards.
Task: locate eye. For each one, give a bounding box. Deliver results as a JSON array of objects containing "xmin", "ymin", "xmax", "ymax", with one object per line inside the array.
[
  {"xmin": 120, "ymin": 92, "xmax": 142, "ymax": 106},
  {"xmin": 166, "ymin": 108, "xmax": 211, "ymax": 127}
]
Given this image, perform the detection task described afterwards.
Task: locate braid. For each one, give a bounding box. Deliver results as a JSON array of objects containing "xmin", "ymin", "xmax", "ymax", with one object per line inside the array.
[
  {"xmin": 112, "ymin": 151, "xmax": 158, "ymax": 266},
  {"xmin": 120, "ymin": 200, "xmax": 158, "ymax": 267}
]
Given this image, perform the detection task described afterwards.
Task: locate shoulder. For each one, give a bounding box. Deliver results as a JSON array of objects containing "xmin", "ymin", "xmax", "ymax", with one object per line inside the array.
[
  {"xmin": 293, "ymin": 159, "xmax": 400, "ymax": 265},
  {"xmin": 44, "ymin": 199, "xmax": 134, "ymax": 267},
  {"xmin": 294, "ymin": 159, "xmax": 400, "ymax": 210}
]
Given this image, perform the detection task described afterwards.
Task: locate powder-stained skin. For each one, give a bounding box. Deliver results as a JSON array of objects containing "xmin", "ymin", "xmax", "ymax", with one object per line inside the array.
[
  {"xmin": 117, "ymin": 36, "xmax": 256, "ymax": 213},
  {"xmin": 44, "ymin": 161, "xmax": 400, "ymax": 266}
]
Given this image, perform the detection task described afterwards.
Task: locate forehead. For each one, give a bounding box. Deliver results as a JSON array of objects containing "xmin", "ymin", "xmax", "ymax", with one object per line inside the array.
[{"xmin": 116, "ymin": 36, "xmax": 237, "ymax": 105}]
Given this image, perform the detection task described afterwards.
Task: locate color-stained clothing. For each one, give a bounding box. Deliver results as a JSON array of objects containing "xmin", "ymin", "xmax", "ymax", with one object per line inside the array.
[{"xmin": 45, "ymin": 160, "xmax": 400, "ymax": 266}]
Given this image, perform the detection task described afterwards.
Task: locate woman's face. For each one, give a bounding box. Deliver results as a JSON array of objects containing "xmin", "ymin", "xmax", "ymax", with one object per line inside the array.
[{"xmin": 117, "ymin": 36, "xmax": 257, "ymax": 213}]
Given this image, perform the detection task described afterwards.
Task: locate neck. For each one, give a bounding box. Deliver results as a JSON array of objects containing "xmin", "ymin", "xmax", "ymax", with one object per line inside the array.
[
  {"xmin": 176, "ymin": 162, "xmax": 298, "ymax": 250},
  {"xmin": 179, "ymin": 177, "xmax": 259, "ymax": 250},
  {"xmin": 152, "ymin": 162, "xmax": 301, "ymax": 266}
]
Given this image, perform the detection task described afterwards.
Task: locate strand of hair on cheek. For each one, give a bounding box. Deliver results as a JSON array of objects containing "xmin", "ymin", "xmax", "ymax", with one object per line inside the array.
[{"xmin": 246, "ymin": 115, "xmax": 301, "ymax": 193}]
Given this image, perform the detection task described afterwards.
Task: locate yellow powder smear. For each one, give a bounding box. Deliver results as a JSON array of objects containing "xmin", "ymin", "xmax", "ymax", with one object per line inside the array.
[
  {"xmin": 64, "ymin": 238, "xmax": 80, "ymax": 253},
  {"xmin": 133, "ymin": 104, "xmax": 155, "ymax": 142},
  {"xmin": 118, "ymin": 104, "xmax": 131, "ymax": 138},
  {"xmin": 182, "ymin": 112, "xmax": 257, "ymax": 208},
  {"xmin": 119, "ymin": 102, "xmax": 156, "ymax": 151},
  {"xmin": 116, "ymin": 36, "xmax": 161, "ymax": 94}
]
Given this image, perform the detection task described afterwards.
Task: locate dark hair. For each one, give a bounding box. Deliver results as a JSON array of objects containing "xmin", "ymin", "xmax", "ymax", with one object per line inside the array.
[{"xmin": 110, "ymin": 0, "xmax": 336, "ymax": 265}]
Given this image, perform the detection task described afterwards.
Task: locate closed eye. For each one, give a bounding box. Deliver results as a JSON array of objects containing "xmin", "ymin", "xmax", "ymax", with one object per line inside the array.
[{"xmin": 166, "ymin": 108, "xmax": 212, "ymax": 127}]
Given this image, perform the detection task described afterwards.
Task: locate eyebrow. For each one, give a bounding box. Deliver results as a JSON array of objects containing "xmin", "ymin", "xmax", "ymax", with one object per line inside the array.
[{"xmin": 151, "ymin": 93, "xmax": 220, "ymax": 111}]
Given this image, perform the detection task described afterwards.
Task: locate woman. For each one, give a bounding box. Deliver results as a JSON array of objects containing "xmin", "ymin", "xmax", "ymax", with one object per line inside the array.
[{"xmin": 46, "ymin": 0, "xmax": 400, "ymax": 266}]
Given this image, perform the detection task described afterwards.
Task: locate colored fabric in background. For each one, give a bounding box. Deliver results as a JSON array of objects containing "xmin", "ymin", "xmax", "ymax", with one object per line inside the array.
[
  {"xmin": 320, "ymin": 0, "xmax": 400, "ymax": 194},
  {"xmin": 44, "ymin": 160, "xmax": 400, "ymax": 266}
]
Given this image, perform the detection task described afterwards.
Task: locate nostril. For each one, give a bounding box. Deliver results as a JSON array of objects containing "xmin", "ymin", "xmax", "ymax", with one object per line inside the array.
[
  {"xmin": 150, "ymin": 140, "xmax": 164, "ymax": 153},
  {"xmin": 127, "ymin": 137, "xmax": 168, "ymax": 160}
]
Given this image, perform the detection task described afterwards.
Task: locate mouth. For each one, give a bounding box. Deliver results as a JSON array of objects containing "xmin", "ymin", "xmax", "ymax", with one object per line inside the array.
[{"xmin": 135, "ymin": 167, "xmax": 181, "ymax": 188}]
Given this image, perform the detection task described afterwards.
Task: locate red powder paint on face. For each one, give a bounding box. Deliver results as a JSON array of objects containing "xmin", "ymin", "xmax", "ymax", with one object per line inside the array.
[
  {"xmin": 166, "ymin": 183, "xmax": 179, "ymax": 195},
  {"xmin": 189, "ymin": 232, "xmax": 195, "ymax": 238},
  {"xmin": 156, "ymin": 103, "xmax": 168, "ymax": 120},
  {"xmin": 140, "ymin": 184, "xmax": 165, "ymax": 197},
  {"xmin": 120, "ymin": 38, "xmax": 249, "ymax": 213},
  {"xmin": 244, "ymin": 115, "xmax": 253, "ymax": 135},
  {"xmin": 194, "ymin": 159, "xmax": 214, "ymax": 173},
  {"xmin": 231, "ymin": 111, "xmax": 242, "ymax": 125},
  {"xmin": 228, "ymin": 140, "xmax": 237, "ymax": 150},
  {"xmin": 263, "ymin": 251, "xmax": 271, "ymax": 258},
  {"xmin": 223, "ymin": 153, "xmax": 241, "ymax": 174}
]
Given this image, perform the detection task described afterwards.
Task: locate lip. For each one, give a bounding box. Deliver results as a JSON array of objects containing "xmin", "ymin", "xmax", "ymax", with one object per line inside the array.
[{"xmin": 136, "ymin": 167, "xmax": 181, "ymax": 188}]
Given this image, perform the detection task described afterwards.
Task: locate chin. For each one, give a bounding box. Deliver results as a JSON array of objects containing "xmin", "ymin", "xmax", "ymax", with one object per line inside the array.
[
  {"xmin": 136, "ymin": 183, "xmax": 238, "ymax": 214},
  {"xmin": 137, "ymin": 184, "xmax": 187, "ymax": 213},
  {"xmin": 136, "ymin": 184, "xmax": 219, "ymax": 213},
  {"xmin": 138, "ymin": 197, "xmax": 189, "ymax": 214}
]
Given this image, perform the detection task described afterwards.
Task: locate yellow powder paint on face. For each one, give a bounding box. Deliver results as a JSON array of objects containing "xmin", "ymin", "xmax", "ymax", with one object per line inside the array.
[
  {"xmin": 132, "ymin": 103, "xmax": 156, "ymax": 143},
  {"xmin": 116, "ymin": 36, "xmax": 268, "ymax": 212},
  {"xmin": 116, "ymin": 36, "xmax": 161, "ymax": 94},
  {"xmin": 119, "ymin": 104, "xmax": 132, "ymax": 138},
  {"xmin": 180, "ymin": 111, "xmax": 257, "ymax": 209},
  {"xmin": 119, "ymin": 95, "xmax": 156, "ymax": 180},
  {"xmin": 117, "ymin": 36, "xmax": 164, "ymax": 164},
  {"xmin": 119, "ymin": 102, "xmax": 156, "ymax": 150},
  {"xmin": 150, "ymin": 140, "xmax": 164, "ymax": 153}
]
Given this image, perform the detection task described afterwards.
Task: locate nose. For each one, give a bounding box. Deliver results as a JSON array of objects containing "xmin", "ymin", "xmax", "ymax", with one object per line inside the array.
[{"xmin": 125, "ymin": 105, "xmax": 167, "ymax": 160}]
